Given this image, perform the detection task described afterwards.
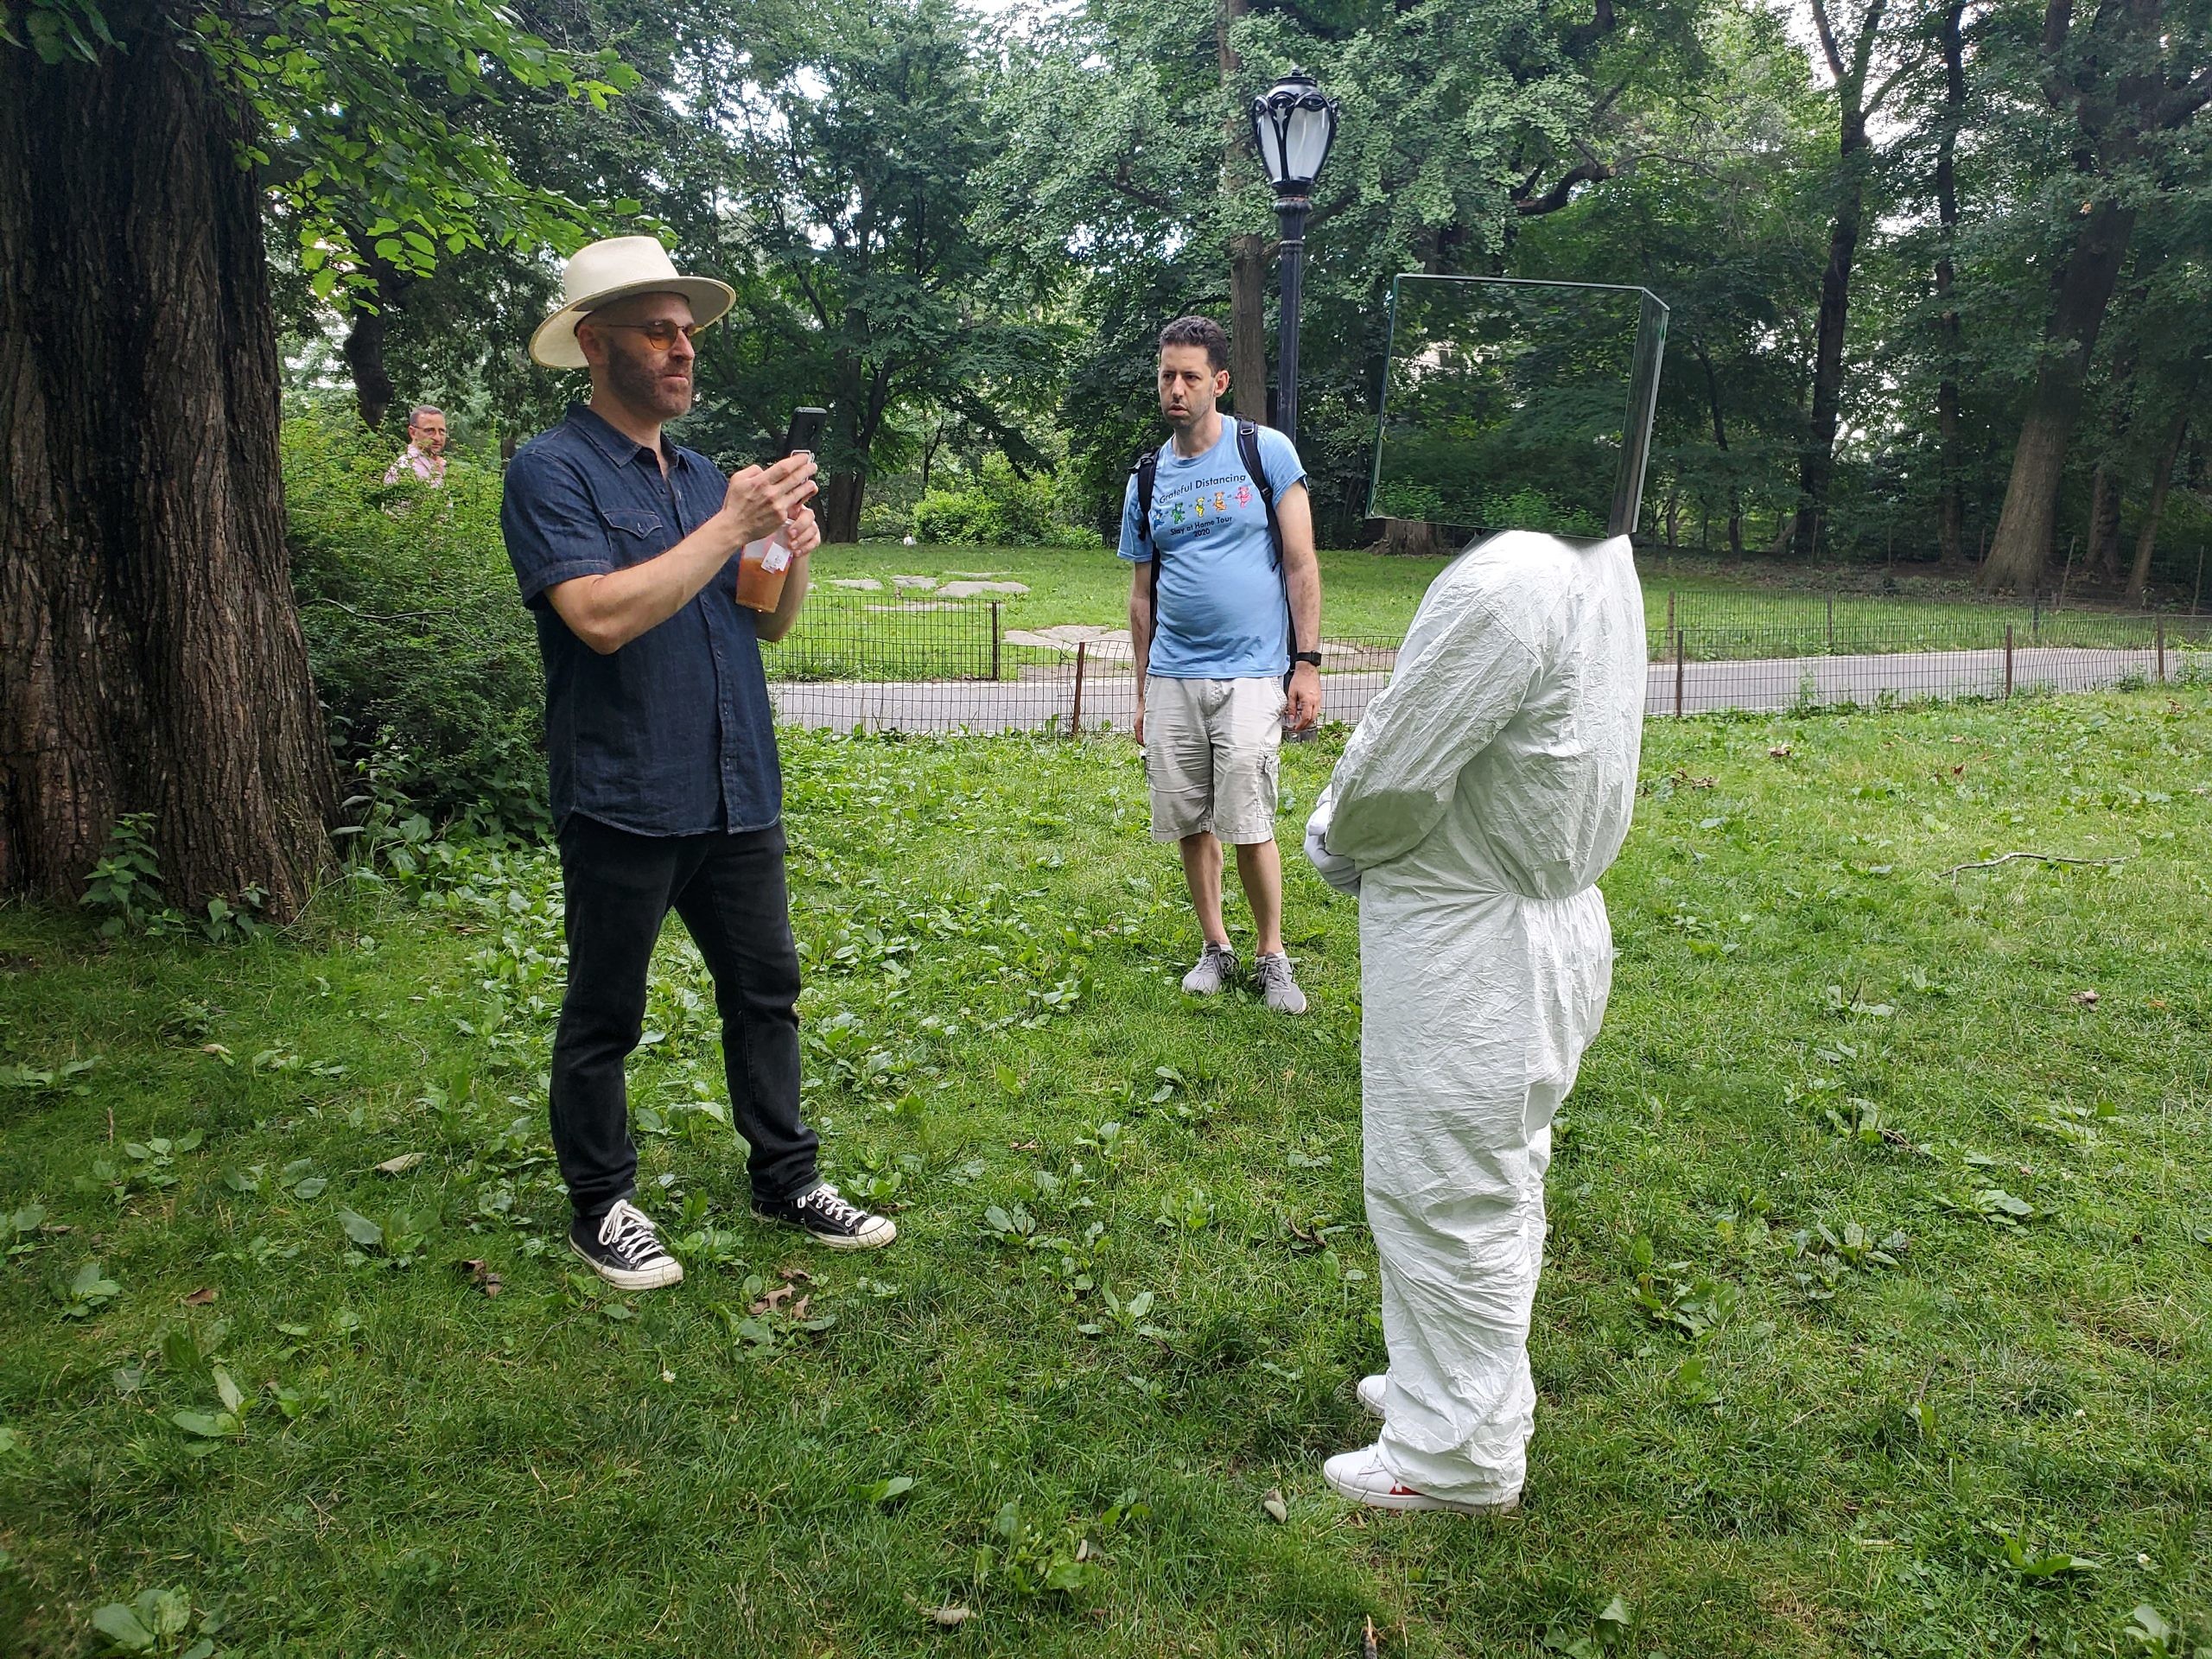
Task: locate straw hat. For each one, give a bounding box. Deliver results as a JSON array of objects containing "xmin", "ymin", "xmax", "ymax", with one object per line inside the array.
[{"xmin": 529, "ymin": 236, "xmax": 736, "ymax": 370}]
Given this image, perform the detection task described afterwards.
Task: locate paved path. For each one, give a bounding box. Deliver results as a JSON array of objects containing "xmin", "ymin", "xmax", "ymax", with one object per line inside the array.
[{"xmin": 771, "ymin": 645, "xmax": 2176, "ymax": 734}]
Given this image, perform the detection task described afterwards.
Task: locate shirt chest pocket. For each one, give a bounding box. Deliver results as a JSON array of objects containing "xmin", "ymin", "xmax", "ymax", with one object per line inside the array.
[{"xmin": 601, "ymin": 508, "xmax": 664, "ymax": 564}]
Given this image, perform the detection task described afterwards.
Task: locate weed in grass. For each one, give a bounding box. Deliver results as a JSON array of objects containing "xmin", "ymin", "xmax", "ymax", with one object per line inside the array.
[
  {"xmin": 87, "ymin": 1584, "xmax": 227, "ymax": 1657},
  {"xmin": 54, "ymin": 1257, "xmax": 121, "ymax": 1319}
]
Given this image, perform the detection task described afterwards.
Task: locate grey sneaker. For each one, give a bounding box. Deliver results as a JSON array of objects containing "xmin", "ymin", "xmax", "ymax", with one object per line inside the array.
[
  {"xmin": 1181, "ymin": 942, "xmax": 1236, "ymax": 995},
  {"xmin": 1255, "ymin": 951, "xmax": 1308, "ymax": 1014}
]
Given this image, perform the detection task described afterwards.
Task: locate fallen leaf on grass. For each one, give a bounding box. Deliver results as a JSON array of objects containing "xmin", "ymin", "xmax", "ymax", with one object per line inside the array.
[
  {"xmin": 453, "ymin": 1259, "xmax": 503, "ymax": 1297},
  {"xmin": 1363, "ymin": 1615, "xmax": 1380, "ymax": 1658},
  {"xmin": 791, "ymin": 1295, "xmax": 812, "ymax": 1321},
  {"xmin": 1769, "ymin": 745, "xmax": 1793, "ymax": 760},
  {"xmin": 926, "ymin": 1605, "xmax": 974, "ymax": 1629},
  {"xmin": 181, "ymin": 1287, "xmax": 218, "ymax": 1306},
  {"xmin": 1261, "ymin": 1488, "xmax": 1287, "ymax": 1522},
  {"xmin": 779, "ymin": 1266, "xmax": 812, "ymax": 1285},
  {"xmin": 749, "ymin": 1284, "xmax": 794, "ymax": 1316},
  {"xmin": 2073, "ymin": 989, "xmax": 2099, "ymax": 1006},
  {"xmin": 375, "ymin": 1153, "xmax": 427, "ymax": 1176}
]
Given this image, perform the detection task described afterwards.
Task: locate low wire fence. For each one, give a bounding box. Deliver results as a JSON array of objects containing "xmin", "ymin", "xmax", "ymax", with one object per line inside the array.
[{"xmin": 766, "ymin": 590, "xmax": 2212, "ymax": 734}]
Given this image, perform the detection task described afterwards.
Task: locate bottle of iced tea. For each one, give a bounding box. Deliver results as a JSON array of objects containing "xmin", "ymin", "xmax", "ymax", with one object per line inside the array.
[{"xmin": 734, "ymin": 534, "xmax": 794, "ymax": 612}]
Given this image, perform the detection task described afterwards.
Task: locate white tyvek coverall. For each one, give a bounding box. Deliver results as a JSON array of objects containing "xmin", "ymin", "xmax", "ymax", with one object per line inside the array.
[{"xmin": 1313, "ymin": 530, "xmax": 1644, "ymax": 1503}]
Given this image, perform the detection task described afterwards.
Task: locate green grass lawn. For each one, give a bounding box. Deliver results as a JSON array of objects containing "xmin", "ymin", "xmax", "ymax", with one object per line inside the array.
[
  {"xmin": 4, "ymin": 690, "xmax": 2211, "ymax": 1656},
  {"xmin": 791, "ymin": 546, "xmax": 2199, "ymax": 678}
]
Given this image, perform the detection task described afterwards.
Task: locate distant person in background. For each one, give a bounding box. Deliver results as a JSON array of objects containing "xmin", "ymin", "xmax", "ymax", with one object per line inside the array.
[
  {"xmin": 385, "ymin": 405, "xmax": 449, "ymax": 485},
  {"xmin": 1121, "ymin": 315, "xmax": 1323, "ymax": 1014}
]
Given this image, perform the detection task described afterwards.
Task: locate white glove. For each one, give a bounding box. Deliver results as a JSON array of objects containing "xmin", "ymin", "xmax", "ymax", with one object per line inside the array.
[{"xmin": 1304, "ymin": 785, "xmax": 1361, "ymax": 896}]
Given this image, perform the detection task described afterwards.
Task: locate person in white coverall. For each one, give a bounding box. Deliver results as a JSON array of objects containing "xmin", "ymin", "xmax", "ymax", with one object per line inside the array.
[{"xmin": 1305, "ymin": 529, "xmax": 1645, "ymax": 1514}]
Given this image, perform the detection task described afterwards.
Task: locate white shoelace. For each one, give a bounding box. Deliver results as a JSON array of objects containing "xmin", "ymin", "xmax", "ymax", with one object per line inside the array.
[
  {"xmin": 803, "ymin": 1186, "xmax": 868, "ymax": 1229},
  {"xmin": 598, "ymin": 1199, "xmax": 668, "ymax": 1260}
]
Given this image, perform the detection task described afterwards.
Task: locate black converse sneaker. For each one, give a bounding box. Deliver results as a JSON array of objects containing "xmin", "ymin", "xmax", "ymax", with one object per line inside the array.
[
  {"xmin": 752, "ymin": 1183, "xmax": 896, "ymax": 1251},
  {"xmin": 569, "ymin": 1198, "xmax": 684, "ymax": 1290}
]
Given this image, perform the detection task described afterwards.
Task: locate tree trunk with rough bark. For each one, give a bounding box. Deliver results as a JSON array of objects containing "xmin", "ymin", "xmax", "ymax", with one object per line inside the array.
[
  {"xmin": 819, "ymin": 471, "xmax": 866, "ymax": 545},
  {"xmin": 1793, "ymin": 0, "xmax": 1891, "ymax": 562},
  {"xmin": 1, "ymin": 14, "xmax": 336, "ymax": 917},
  {"xmin": 1933, "ymin": 0, "xmax": 1967, "ymax": 569},
  {"xmin": 1374, "ymin": 519, "xmax": 1451, "ymax": 556},
  {"xmin": 817, "ymin": 359, "xmax": 880, "ymax": 544},
  {"xmin": 1980, "ymin": 0, "xmax": 2209, "ymax": 592},
  {"xmin": 2125, "ymin": 410, "xmax": 2189, "ymax": 606},
  {"xmin": 1230, "ymin": 234, "xmax": 1268, "ymax": 423},
  {"xmin": 1217, "ymin": 0, "xmax": 1268, "ymax": 420},
  {"xmin": 2086, "ymin": 463, "xmax": 2124, "ymax": 581},
  {"xmin": 339, "ymin": 245, "xmax": 411, "ymax": 429},
  {"xmin": 1796, "ymin": 109, "xmax": 1870, "ymax": 561},
  {"xmin": 341, "ymin": 308, "xmax": 398, "ymax": 431},
  {"xmin": 1980, "ymin": 200, "xmax": 2138, "ymax": 592},
  {"xmin": 1694, "ymin": 339, "xmax": 1743, "ymax": 553}
]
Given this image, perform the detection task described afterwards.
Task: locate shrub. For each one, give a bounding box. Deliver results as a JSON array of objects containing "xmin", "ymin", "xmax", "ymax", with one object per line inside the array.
[
  {"xmin": 910, "ymin": 486, "xmax": 995, "ymax": 544},
  {"xmin": 912, "ymin": 455, "xmax": 1093, "ymax": 547},
  {"xmin": 283, "ymin": 410, "xmax": 548, "ymax": 831},
  {"xmin": 858, "ymin": 499, "xmax": 912, "ymax": 541}
]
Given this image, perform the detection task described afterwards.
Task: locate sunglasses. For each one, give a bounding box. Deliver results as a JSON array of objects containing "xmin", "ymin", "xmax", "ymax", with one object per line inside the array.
[{"xmin": 591, "ymin": 320, "xmax": 706, "ymax": 352}]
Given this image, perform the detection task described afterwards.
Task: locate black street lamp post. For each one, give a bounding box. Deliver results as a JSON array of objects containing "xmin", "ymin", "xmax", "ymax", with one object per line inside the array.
[{"xmin": 1249, "ymin": 67, "xmax": 1340, "ymax": 445}]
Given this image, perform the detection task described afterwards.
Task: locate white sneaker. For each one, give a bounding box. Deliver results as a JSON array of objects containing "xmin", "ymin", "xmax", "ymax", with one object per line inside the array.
[
  {"xmin": 1255, "ymin": 951, "xmax": 1307, "ymax": 1014},
  {"xmin": 1357, "ymin": 1374, "xmax": 1387, "ymax": 1420},
  {"xmin": 1321, "ymin": 1443, "xmax": 1520, "ymax": 1516},
  {"xmin": 1181, "ymin": 942, "xmax": 1236, "ymax": 995}
]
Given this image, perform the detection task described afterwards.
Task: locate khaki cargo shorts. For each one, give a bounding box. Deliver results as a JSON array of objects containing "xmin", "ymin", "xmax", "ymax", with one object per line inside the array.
[{"xmin": 1142, "ymin": 675, "xmax": 1285, "ymax": 845}]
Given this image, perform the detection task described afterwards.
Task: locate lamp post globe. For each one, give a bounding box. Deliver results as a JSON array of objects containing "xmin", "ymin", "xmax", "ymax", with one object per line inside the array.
[
  {"xmin": 1249, "ymin": 67, "xmax": 1339, "ymax": 196},
  {"xmin": 1249, "ymin": 67, "xmax": 1339, "ymax": 443}
]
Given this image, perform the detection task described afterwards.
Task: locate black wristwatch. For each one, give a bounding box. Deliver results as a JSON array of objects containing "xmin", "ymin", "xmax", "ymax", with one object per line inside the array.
[{"xmin": 1293, "ymin": 651, "xmax": 1323, "ymax": 667}]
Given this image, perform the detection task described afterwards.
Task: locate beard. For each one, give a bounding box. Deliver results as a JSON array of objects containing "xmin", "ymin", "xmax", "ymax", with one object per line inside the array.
[{"xmin": 606, "ymin": 342, "xmax": 695, "ymax": 420}]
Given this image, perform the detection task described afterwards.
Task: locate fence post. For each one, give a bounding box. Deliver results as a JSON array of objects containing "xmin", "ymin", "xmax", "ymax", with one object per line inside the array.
[
  {"xmin": 1826, "ymin": 594, "xmax": 1835, "ymax": 654},
  {"xmin": 2156, "ymin": 619, "xmax": 2166, "ymax": 684},
  {"xmin": 1674, "ymin": 626, "xmax": 1685, "ymax": 718},
  {"xmin": 1070, "ymin": 639, "xmax": 1087, "ymax": 738},
  {"xmin": 2004, "ymin": 624, "xmax": 2014, "ymax": 698},
  {"xmin": 990, "ymin": 600, "xmax": 1001, "ymax": 682},
  {"xmin": 1666, "ymin": 590, "xmax": 1676, "ymax": 635},
  {"xmin": 2032, "ymin": 591, "xmax": 2041, "ymax": 644}
]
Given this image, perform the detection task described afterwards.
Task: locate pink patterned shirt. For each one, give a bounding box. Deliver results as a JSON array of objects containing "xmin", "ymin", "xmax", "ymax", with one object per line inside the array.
[{"xmin": 383, "ymin": 444, "xmax": 448, "ymax": 486}]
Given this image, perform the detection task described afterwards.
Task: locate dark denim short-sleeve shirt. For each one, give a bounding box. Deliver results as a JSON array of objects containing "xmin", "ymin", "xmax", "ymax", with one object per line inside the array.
[{"xmin": 501, "ymin": 405, "xmax": 779, "ymax": 836}]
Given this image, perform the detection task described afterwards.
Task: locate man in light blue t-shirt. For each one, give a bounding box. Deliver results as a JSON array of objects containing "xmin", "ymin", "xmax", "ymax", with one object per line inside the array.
[{"xmin": 1119, "ymin": 315, "xmax": 1323, "ymax": 1014}]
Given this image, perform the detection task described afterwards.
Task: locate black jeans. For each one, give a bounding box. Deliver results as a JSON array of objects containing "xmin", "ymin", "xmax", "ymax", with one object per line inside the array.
[{"xmin": 550, "ymin": 815, "xmax": 819, "ymax": 1222}]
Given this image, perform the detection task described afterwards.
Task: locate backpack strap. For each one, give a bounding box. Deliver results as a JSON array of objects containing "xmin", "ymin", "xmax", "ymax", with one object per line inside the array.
[
  {"xmin": 1234, "ymin": 419, "xmax": 1300, "ymax": 682},
  {"xmin": 1133, "ymin": 443, "xmax": 1163, "ymax": 671},
  {"xmin": 1235, "ymin": 420, "xmax": 1282, "ymax": 571},
  {"xmin": 1132, "ymin": 445, "xmax": 1160, "ymax": 544}
]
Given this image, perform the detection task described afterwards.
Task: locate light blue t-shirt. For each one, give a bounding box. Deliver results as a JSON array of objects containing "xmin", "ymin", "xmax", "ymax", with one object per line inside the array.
[{"xmin": 1117, "ymin": 422, "xmax": 1306, "ymax": 680}]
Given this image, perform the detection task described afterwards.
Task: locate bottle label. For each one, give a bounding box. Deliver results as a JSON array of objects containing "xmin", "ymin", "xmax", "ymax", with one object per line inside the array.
[{"xmin": 763, "ymin": 545, "xmax": 791, "ymax": 573}]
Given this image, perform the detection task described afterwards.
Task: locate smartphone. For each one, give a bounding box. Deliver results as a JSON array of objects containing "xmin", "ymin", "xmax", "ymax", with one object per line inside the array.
[{"xmin": 779, "ymin": 405, "xmax": 827, "ymax": 459}]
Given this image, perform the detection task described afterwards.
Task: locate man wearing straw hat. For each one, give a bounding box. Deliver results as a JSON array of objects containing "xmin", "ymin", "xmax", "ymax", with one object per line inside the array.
[{"xmin": 503, "ymin": 235, "xmax": 896, "ymax": 1290}]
